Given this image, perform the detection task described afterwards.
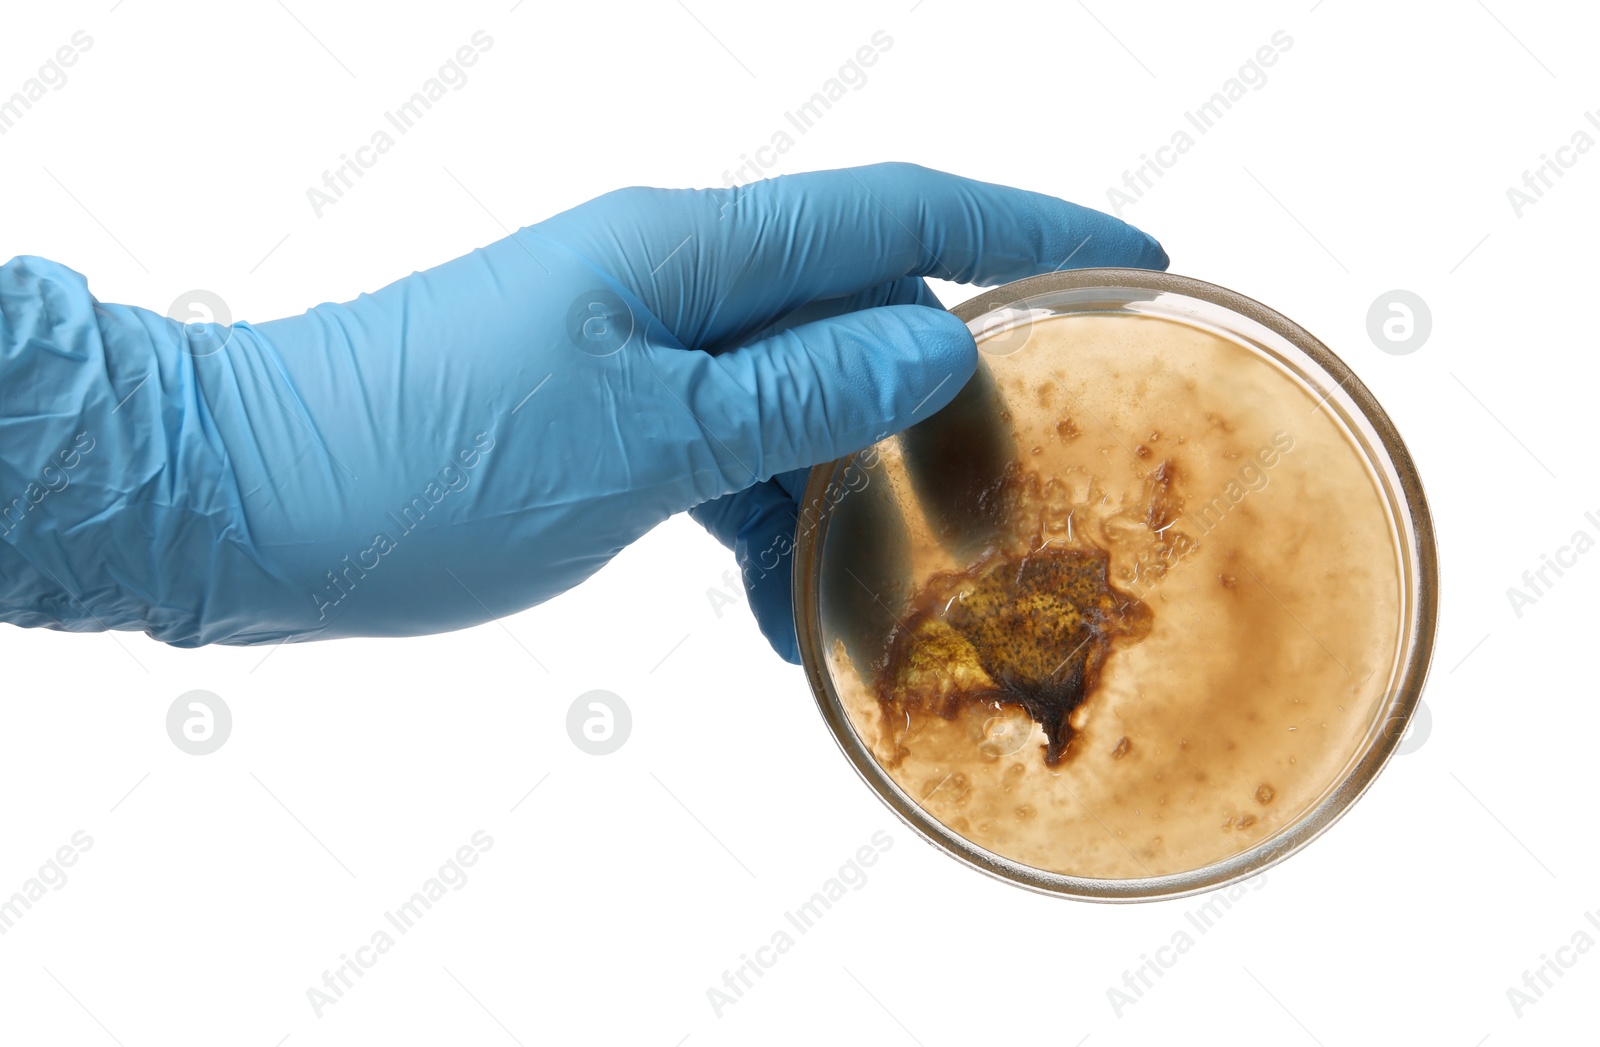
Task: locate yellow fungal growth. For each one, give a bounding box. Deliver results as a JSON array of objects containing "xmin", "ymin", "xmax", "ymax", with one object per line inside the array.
[{"xmin": 879, "ymin": 542, "xmax": 1152, "ymax": 767}]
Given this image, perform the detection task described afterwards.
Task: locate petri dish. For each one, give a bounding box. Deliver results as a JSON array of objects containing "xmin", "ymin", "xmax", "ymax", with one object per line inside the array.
[{"xmin": 791, "ymin": 268, "xmax": 1438, "ymax": 901}]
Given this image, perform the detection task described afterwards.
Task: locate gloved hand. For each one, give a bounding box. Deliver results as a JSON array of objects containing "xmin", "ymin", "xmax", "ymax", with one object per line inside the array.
[{"xmin": 0, "ymin": 162, "xmax": 1167, "ymax": 659}]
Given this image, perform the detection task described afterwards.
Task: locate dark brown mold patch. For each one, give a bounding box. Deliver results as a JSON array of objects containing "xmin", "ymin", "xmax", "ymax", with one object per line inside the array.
[{"xmin": 876, "ymin": 542, "xmax": 1153, "ymax": 767}]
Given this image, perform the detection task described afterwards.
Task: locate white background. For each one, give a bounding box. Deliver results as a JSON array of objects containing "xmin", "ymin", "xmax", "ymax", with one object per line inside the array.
[{"xmin": 1, "ymin": 0, "xmax": 1596, "ymax": 1043}]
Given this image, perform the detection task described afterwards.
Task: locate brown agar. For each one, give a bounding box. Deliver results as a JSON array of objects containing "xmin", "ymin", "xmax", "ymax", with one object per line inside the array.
[{"xmin": 825, "ymin": 311, "xmax": 1405, "ymax": 881}]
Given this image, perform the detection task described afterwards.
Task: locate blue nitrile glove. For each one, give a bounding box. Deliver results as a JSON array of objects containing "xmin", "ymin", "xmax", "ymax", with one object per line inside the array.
[{"xmin": 0, "ymin": 162, "xmax": 1167, "ymax": 660}]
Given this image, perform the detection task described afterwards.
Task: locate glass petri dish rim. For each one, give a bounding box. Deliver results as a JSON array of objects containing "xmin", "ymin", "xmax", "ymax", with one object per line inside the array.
[{"xmin": 791, "ymin": 267, "xmax": 1440, "ymax": 903}]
